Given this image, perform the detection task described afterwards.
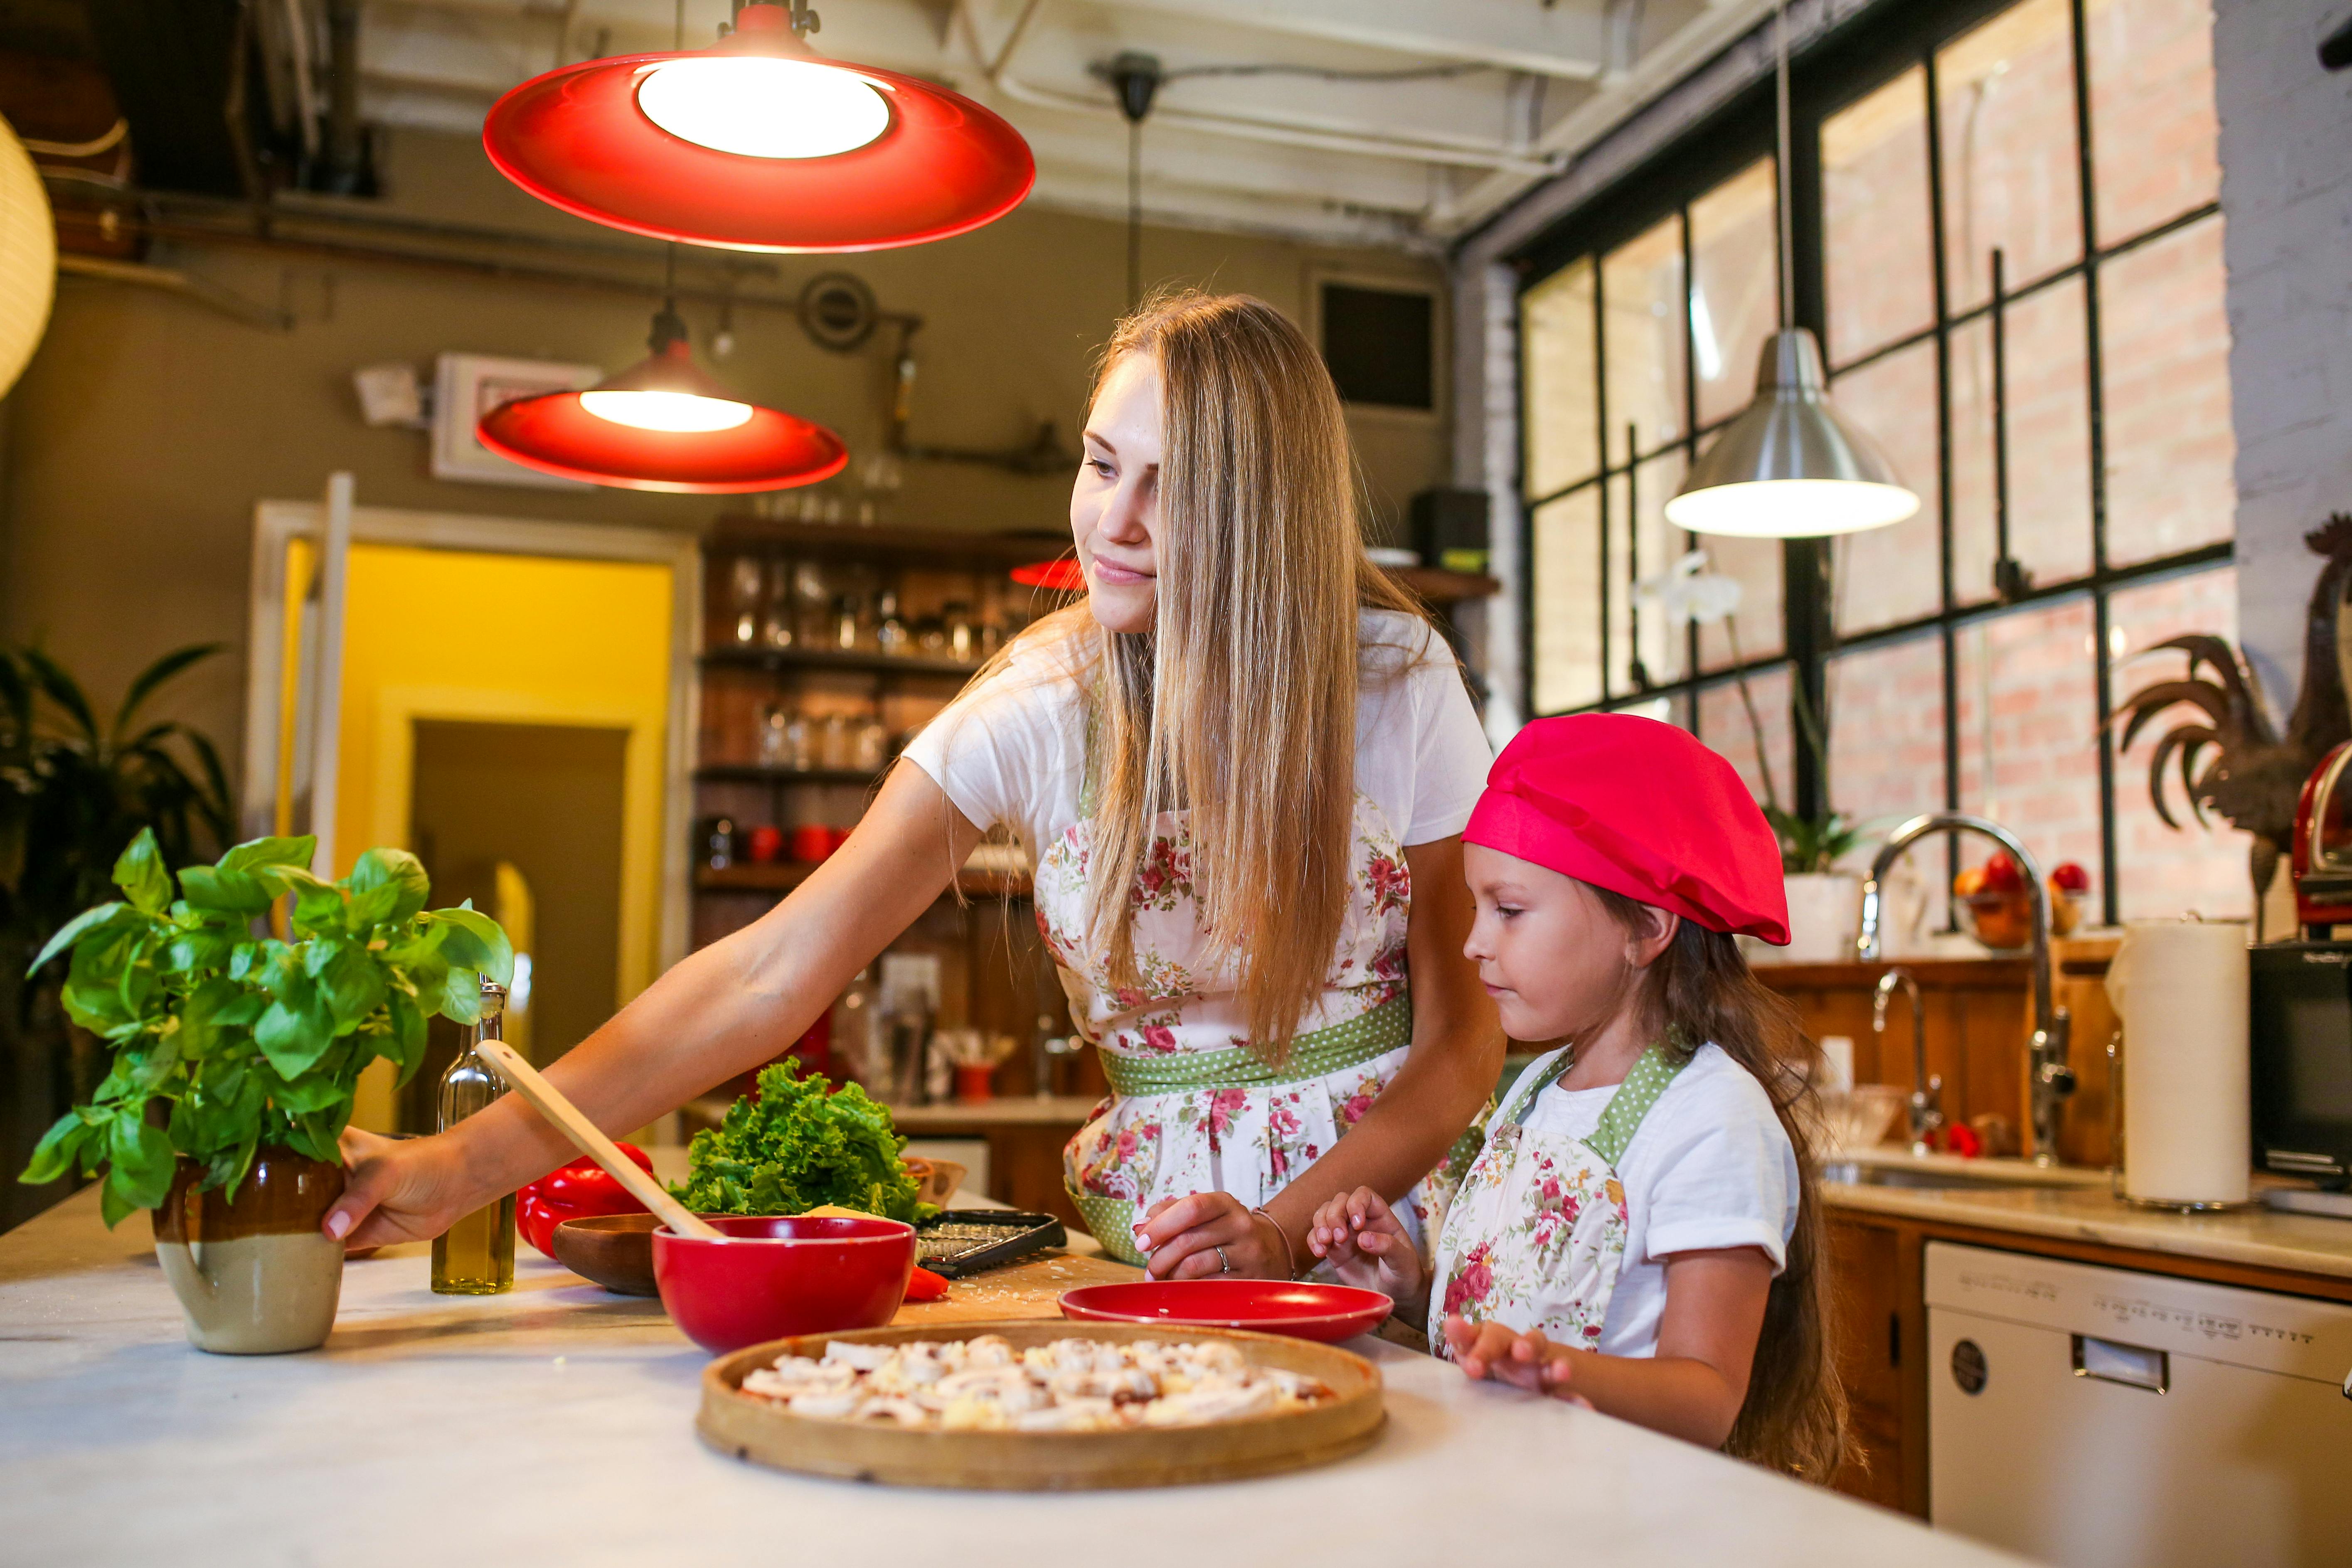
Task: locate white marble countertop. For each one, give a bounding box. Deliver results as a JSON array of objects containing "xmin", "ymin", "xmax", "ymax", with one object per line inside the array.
[
  {"xmin": 1822, "ymin": 1154, "xmax": 2352, "ymax": 1282},
  {"xmin": 0, "ymin": 1187, "xmax": 2024, "ymax": 1568}
]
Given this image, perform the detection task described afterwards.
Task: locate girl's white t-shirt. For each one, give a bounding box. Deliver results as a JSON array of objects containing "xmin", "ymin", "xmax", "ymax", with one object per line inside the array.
[
  {"xmin": 900, "ymin": 608, "xmax": 1493, "ymax": 860},
  {"xmin": 1510, "ymin": 1043, "xmax": 1799, "ymax": 1359}
]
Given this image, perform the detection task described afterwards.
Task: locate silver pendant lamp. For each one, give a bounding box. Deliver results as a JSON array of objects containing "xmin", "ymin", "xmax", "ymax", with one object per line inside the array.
[{"xmin": 1664, "ymin": 0, "xmax": 1919, "ymax": 539}]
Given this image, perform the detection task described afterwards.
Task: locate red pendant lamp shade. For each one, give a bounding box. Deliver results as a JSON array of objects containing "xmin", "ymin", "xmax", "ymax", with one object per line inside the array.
[
  {"xmin": 478, "ymin": 314, "xmax": 847, "ymax": 493},
  {"xmin": 483, "ymin": 3, "xmax": 1035, "ymax": 252},
  {"xmin": 1011, "ymin": 559, "xmax": 1085, "ymax": 591}
]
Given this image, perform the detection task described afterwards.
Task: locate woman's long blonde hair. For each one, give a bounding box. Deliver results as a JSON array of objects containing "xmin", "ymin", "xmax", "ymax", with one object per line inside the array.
[{"xmin": 1036, "ymin": 290, "xmax": 1427, "ymax": 1055}]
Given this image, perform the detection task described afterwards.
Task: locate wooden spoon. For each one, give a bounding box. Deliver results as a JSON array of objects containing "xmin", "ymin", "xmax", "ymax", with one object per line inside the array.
[{"xmin": 474, "ymin": 1039, "xmax": 725, "ymax": 1241}]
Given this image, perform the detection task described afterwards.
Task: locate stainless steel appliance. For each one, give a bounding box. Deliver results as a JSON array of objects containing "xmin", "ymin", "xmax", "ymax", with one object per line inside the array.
[
  {"xmin": 2250, "ymin": 941, "xmax": 2352, "ymax": 1189},
  {"xmin": 1927, "ymin": 1242, "xmax": 2352, "ymax": 1568}
]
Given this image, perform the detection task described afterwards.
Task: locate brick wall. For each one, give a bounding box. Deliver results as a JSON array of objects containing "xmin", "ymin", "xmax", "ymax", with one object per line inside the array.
[{"xmin": 2215, "ymin": 0, "xmax": 2352, "ymax": 711}]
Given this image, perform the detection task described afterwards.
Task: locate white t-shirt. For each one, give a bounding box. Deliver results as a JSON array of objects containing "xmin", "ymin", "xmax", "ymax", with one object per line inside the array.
[
  {"xmin": 901, "ymin": 608, "xmax": 1492, "ymax": 863},
  {"xmin": 1509, "ymin": 1043, "xmax": 1799, "ymax": 1359}
]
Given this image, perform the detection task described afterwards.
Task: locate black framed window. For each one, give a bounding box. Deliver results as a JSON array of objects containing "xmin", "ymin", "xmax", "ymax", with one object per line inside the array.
[{"xmin": 1514, "ymin": 0, "xmax": 2242, "ymax": 925}]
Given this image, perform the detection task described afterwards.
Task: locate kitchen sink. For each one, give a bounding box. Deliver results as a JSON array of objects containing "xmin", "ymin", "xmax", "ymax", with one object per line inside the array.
[{"xmin": 1821, "ymin": 1156, "xmax": 2110, "ymax": 1192}]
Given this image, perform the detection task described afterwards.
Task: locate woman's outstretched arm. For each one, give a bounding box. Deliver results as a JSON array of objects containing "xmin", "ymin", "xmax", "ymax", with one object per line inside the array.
[{"xmin": 325, "ymin": 764, "xmax": 988, "ymax": 1248}]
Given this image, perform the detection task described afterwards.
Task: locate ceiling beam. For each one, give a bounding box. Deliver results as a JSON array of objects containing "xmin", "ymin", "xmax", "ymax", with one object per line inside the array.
[{"xmin": 1081, "ymin": 0, "xmax": 1609, "ymax": 80}]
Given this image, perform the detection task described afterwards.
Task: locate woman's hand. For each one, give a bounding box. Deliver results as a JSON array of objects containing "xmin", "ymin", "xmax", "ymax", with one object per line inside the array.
[
  {"xmin": 1441, "ymin": 1315, "xmax": 1592, "ymax": 1406},
  {"xmin": 1132, "ymin": 1191, "xmax": 1291, "ymax": 1279},
  {"xmin": 1306, "ymin": 1186, "xmax": 1423, "ymax": 1304},
  {"xmin": 325, "ymin": 1127, "xmax": 504, "ymax": 1250}
]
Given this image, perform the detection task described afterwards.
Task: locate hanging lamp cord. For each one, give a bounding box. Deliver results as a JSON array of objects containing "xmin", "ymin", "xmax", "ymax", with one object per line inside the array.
[{"xmin": 1774, "ymin": 0, "xmax": 1795, "ymax": 332}]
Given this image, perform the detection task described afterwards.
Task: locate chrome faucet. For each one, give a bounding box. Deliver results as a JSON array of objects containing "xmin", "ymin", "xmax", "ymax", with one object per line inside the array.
[
  {"xmin": 1858, "ymin": 813, "xmax": 2074, "ymax": 1167},
  {"xmin": 1873, "ymin": 967, "xmax": 1940, "ymax": 1155}
]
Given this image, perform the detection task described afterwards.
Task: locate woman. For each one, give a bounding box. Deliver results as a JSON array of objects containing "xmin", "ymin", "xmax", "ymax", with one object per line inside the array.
[{"xmin": 326, "ymin": 291, "xmax": 1501, "ymax": 1279}]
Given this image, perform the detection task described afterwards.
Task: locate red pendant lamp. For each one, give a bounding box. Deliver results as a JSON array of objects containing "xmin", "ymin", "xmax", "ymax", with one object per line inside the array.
[
  {"xmin": 482, "ymin": 2, "xmax": 1035, "ymax": 253},
  {"xmin": 1011, "ymin": 559, "xmax": 1085, "ymax": 591},
  {"xmin": 478, "ymin": 303, "xmax": 847, "ymax": 493}
]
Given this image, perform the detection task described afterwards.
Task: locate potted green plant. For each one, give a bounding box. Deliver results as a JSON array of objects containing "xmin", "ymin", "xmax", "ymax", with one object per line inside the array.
[{"xmin": 16, "ymin": 828, "xmax": 511, "ymax": 1353}]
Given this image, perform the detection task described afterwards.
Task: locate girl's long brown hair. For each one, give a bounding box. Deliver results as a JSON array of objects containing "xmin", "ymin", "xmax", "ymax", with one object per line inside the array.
[
  {"xmin": 1053, "ymin": 289, "xmax": 1425, "ymax": 1057},
  {"xmin": 1590, "ymin": 887, "xmax": 1848, "ymax": 1482}
]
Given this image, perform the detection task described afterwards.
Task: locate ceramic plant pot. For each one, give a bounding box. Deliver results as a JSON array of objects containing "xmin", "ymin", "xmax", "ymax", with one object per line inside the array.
[
  {"xmin": 151, "ymin": 1147, "xmax": 347, "ymax": 1354},
  {"xmin": 1778, "ymin": 872, "xmax": 1863, "ymax": 965}
]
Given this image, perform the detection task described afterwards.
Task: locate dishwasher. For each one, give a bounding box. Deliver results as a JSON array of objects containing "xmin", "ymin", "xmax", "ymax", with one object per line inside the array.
[{"xmin": 1926, "ymin": 1242, "xmax": 2352, "ymax": 1568}]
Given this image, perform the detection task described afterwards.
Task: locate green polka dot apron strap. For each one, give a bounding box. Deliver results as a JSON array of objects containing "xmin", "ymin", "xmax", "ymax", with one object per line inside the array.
[
  {"xmin": 1092, "ymin": 990, "xmax": 1413, "ymax": 1098},
  {"xmin": 1064, "ymin": 991, "xmax": 1414, "ymax": 1267},
  {"xmin": 1426, "ymin": 1041, "xmax": 1688, "ymax": 1353}
]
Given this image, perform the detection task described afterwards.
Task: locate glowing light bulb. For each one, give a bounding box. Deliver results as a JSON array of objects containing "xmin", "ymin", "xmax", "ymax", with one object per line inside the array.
[
  {"xmin": 635, "ymin": 58, "xmax": 892, "ymax": 160},
  {"xmin": 579, "ymin": 390, "xmax": 755, "ymax": 432},
  {"xmin": 1663, "ymin": 478, "xmax": 1920, "ymax": 539}
]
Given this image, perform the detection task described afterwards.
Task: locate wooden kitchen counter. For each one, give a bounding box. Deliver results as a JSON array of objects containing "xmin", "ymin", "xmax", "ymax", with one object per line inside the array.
[{"xmin": 0, "ymin": 1185, "xmax": 2024, "ymax": 1568}]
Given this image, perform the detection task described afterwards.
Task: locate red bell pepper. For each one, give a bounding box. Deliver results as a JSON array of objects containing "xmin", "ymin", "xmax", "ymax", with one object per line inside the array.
[
  {"xmin": 517, "ymin": 1142, "xmax": 655, "ymax": 1257},
  {"xmin": 904, "ymin": 1265, "xmax": 950, "ymax": 1303}
]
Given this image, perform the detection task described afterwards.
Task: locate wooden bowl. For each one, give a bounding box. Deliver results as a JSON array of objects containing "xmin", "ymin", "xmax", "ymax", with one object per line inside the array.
[
  {"xmin": 698, "ymin": 1320, "xmax": 1385, "ymax": 1489},
  {"xmin": 549, "ymin": 1212, "xmax": 665, "ymax": 1297},
  {"xmin": 654, "ymin": 1214, "xmax": 916, "ymax": 1354}
]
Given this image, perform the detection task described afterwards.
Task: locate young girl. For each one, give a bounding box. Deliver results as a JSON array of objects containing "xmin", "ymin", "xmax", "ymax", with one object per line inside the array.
[{"xmin": 1309, "ymin": 712, "xmax": 1845, "ymax": 1479}]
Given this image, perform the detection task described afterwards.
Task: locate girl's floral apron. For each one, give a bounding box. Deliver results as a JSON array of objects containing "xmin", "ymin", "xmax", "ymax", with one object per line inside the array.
[
  {"xmin": 1426, "ymin": 1043, "xmax": 1684, "ymax": 1352},
  {"xmin": 1045, "ymin": 795, "xmax": 1476, "ymax": 1268}
]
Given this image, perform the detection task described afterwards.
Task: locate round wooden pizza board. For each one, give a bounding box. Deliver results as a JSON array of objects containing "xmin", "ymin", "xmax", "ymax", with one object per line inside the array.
[{"xmin": 697, "ymin": 1319, "xmax": 1386, "ymax": 1490}]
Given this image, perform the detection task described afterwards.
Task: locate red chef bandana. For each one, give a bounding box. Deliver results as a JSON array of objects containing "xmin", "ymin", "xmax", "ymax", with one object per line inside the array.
[{"xmin": 1464, "ymin": 713, "xmax": 1790, "ymax": 945}]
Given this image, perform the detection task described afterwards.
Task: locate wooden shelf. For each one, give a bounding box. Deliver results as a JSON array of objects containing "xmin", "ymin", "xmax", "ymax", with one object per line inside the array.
[
  {"xmin": 707, "ymin": 522, "xmax": 1495, "ymax": 606},
  {"xmin": 700, "ymin": 645, "xmax": 983, "ymax": 679},
  {"xmin": 695, "ymin": 764, "xmax": 879, "ymax": 787},
  {"xmin": 709, "ymin": 519, "xmax": 1068, "ymax": 569},
  {"xmin": 696, "ymin": 862, "xmax": 1031, "ymax": 898},
  {"xmin": 1391, "ymin": 566, "xmax": 1500, "ymax": 604}
]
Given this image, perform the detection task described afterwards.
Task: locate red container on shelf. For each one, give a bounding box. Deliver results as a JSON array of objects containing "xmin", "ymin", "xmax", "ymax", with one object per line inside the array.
[
  {"xmin": 954, "ymin": 1063, "xmax": 996, "ymax": 1103},
  {"xmin": 791, "ymin": 824, "xmax": 835, "ymax": 863},
  {"xmin": 746, "ymin": 824, "xmax": 785, "ymax": 864}
]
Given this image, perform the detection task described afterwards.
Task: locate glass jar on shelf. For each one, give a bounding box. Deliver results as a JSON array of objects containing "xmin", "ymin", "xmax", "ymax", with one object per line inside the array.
[
  {"xmin": 820, "ymin": 711, "xmax": 855, "ymax": 770},
  {"xmin": 914, "ymin": 613, "xmax": 947, "ymax": 660},
  {"xmin": 943, "ymin": 600, "xmax": 975, "ymax": 663},
  {"xmin": 875, "ymin": 589, "xmax": 911, "ymax": 658},
  {"xmin": 832, "ymin": 593, "xmax": 865, "ymax": 652},
  {"xmin": 853, "ymin": 710, "xmax": 889, "ymax": 771},
  {"xmin": 792, "ymin": 561, "xmax": 831, "ymax": 648},
  {"xmin": 759, "ymin": 557, "xmax": 795, "ymax": 650},
  {"xmin": 727, "ymin": 554, "xmax": 763, "ymax": 646},
  {"xmin": 756, "ymin": 700, "xmax": 791, "ymax": 766}
]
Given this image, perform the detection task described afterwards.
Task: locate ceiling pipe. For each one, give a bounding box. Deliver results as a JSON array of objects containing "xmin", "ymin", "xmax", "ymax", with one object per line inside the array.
[
  {"xmin": 321, "ymin": 0, "xmax": 369, "ymax": 193},
  {"xmin": 955, "ymin": 0, "xmax": 1556, "ymax": 176}
]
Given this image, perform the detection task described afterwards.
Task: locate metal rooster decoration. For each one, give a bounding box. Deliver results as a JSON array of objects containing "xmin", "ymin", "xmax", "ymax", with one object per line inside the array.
[{"xmin": 2111, "ymin": 515, "xmax": 2352, "ymax": 912}]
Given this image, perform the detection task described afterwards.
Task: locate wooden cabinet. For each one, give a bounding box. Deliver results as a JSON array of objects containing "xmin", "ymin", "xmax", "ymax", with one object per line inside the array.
[{"xmin": 1819, "ymin": 1202, "xmax": 2352, "ymax": 1521}]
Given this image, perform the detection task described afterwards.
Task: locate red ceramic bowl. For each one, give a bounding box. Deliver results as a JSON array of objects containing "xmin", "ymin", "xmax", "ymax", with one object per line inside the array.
[
  {"xmin": 1058, "ymin": 1280, "xmax": 1393, "ymax": 1343},
  {"xmin": 652, "ymin": 1214, "xmax": 916, "ymax": 1354}
]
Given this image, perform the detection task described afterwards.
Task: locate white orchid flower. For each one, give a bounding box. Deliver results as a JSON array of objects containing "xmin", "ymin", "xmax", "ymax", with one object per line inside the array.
[{"xmin": 1634, "ymin": 550, "xmax": 1743, "ymax": 626}]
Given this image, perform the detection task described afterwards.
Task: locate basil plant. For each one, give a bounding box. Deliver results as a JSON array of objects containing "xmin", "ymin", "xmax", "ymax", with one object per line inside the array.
[{"xmin": 18, "ymin": 829, "xmax": 512, "ymax": 1226}]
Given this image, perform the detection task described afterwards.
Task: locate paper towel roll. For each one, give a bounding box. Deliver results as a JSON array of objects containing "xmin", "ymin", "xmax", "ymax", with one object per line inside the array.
[{"xmin": 2105, "ymin": 919, "xmax": 2251, "ymax": 1205}]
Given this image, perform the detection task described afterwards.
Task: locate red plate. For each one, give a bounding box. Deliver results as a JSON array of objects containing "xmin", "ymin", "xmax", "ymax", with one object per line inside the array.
[{"xmin": 1058, "ymin": 1280, "xmax": 1393, "ymax": 1343}]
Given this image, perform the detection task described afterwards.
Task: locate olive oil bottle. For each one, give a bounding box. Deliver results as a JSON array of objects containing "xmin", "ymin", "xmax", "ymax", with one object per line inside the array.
[{"xmin": 431, "ymin": 980, "xmax": 517, "ymax": 1295}]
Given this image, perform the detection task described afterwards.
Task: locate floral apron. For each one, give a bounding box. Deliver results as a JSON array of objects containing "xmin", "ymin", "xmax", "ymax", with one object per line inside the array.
[
  {"xmin": 1042, "ymin": 796, "xmax": 1479, "ymax": 1268},
  {"xmin": 1427, "ymin": 1043, "xmax": 1684, "ymax": 1354}
]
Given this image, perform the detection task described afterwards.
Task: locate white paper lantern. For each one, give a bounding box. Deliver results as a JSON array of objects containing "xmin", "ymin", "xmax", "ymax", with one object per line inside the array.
[{"xmin": 0, "ymin": 113, "xmax": 57, "ymax": 399}]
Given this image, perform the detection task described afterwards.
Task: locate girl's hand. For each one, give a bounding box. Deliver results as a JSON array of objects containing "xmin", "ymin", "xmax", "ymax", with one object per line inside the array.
[
  {"xmin": 325, "ymin": 1127, "xmax": 500, "ymax": 1250},
  {"xmin": 1306, "ymin": 1187, "xmax": 1422, "ymax": 1302},
  {"xmin": 1442, "ymin": 1314, "xmax": 1589, "ymax": 1404},
  {"xmin": 1133, "ymin": 1191, "xmax": 1290, "ymax": 1279}
]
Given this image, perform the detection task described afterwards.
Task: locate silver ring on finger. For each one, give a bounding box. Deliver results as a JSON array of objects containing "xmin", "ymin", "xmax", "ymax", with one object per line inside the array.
[{"xmin": 1215, "ymin": 1245, "xmax": 1231, "ymax": 1274}]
